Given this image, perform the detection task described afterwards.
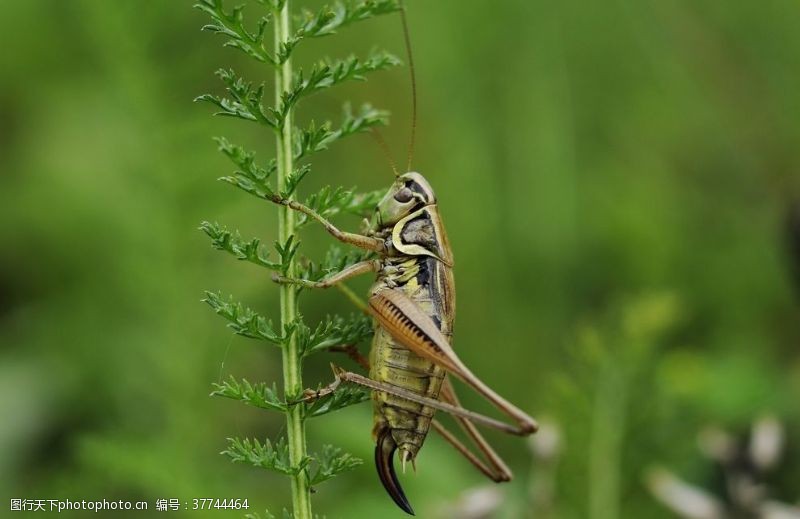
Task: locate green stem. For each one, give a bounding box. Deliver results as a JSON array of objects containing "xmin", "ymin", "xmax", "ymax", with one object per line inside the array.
[
  {"xmin": 274, "ymin": 2, "xmax": 312, "ymax": 517},
  {"xmin": 588, "ymin": 362, "xmax": 625, "ymax": 519}
]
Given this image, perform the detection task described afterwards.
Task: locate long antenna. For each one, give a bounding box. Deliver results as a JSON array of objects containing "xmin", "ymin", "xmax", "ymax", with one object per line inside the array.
[
  {"xmin": 370, "ymin": 127, "xmax": 400, "ymax": 177},
  {"xmin": 400, "ymin": 1, "xmax": 417, "ymax": 172}
]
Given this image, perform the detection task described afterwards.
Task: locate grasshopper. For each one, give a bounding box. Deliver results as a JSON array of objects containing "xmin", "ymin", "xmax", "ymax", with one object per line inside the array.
[
  {"xmin": 269, "ymin": 6, "xmax": 538, "ymax": 516},
  {"xmin": 272, "ymin": 172, "xmax": 538, "ymax": 514}
]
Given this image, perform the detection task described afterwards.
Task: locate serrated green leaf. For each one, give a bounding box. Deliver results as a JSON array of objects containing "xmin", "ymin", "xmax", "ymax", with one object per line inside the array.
[
  {"xmin": 298, "ymin": 185, "xmax": 383, "ymax": 227},
  {"xmin": 299, "ymin": 1, "xmax": 401, "ymax": 39},
  {"xmin": 276, "ymin": 1, "xmax": 402, "ymax": 64},
  {"xmin": 212, "ymin": 136, "xmax": 279, "ymax": 200},
  {"xmin": 274, "ymin": 236, "xmax": 301, "ymax": 276},
  {"xmin": 211, "ymin": 376, "xmax": 287, "ymax": 413},
  {"xmin": 296, "ymin": 313, "xmax": 373, "ymax": 357},
  {"xmin": 294, "ymin": 104, "xmax": 389, "ymax": 161},
  {"xmin": 200, "ymin": 221, "xmax": 281, "ymax": 270},
  {"xmin": 309, "ymin": 444, "xmax": 363, "ymax": 485},
  {"xmin": 197, "ymin": 69, "xmax": 277, "ymax": 128},
  {"xmin": 195, "ymin": 0, "xmax": 274, "ymax": 64},
  {"xmin": 306, "ymin": 384, "xmax": 371, "ymax": 418},
  {"xmin": 204, "ymin": 291, "xmax": 283, "ymax": 345},
  {"xmin": 216, "ymin": 136, "xmax": 277, "ymax": 182},
  {"xmin": 272, "ymin": 52, "xmax": 400, "ymax": 126},
  {"xmin": 223, "ymin": 436, "xmax": 311, "ymax": 476},
  {"xmin": 281, "ymin": 164, "xmax": 311, "ymax": 198}
]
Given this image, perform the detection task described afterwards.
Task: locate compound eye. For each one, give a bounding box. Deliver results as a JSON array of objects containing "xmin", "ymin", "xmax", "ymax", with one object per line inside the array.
[{"xmin": 393, "ymin": 187, "xmax": 413, "ymax": 203}]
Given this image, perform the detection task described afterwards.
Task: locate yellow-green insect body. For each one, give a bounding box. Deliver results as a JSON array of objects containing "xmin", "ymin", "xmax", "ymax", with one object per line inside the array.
[{"xmin": 367, "ymin": 173, "xmax": 455, "ymax": 513}]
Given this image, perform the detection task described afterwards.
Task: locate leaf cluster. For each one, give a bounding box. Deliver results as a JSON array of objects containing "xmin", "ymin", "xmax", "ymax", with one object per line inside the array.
[
  {"xmin": 209, "ymin": 111, "xmax": 384, "ymax": 215},
  {"xmin": 212, "ymin": 376, "xmax": 287, "ymax": 412},
  {"xmin": 293, "ymin": 0, "xmax": 401, "ymax": 43},
  {"xmin": 204, "ymin": 291, "xmax": 284, "ymax": 345},
  {"xmin": 196, "ymin": 69, "xmax": 275, "ymax": 128},
  {"xmin": 272, "ymin": 51, "xmax": 400, "ymax": 126},
  {"xmin": 224, "ymin": 436, "xmax": 309, "ymax": 476},
  {"xmin": 306, "ymin": 384, "xmax": 371, "ymax": 418},
  {"xmin": 294, "ymin": 104, "xmax": 389, "ymax": 162},
  {"xmin": 197, "ymin": 0, "xmax": 400, "ymax": 67},
  {"xmin": 224, "ymin": 436, "xmax": 363, "ymax": 486},
  {"xmin": 212, "ymin": 371, "xmax": 369, "ymax": 419},
  {"xmin": 201, "ymin": 221, "xmax": 301, "ymax": 277},
  {"xmin": 308, "ymin": 444, "xmax": 363, "ymax": 485},
  {"xmin": 198, "ymin": 0, "xmax": 399, "ymax": 497},
  {"xmin": 298, "ymin": 186, "xmax": 384, "ymax": 227},
  {"xmin": 196, "ymin": 0, "xmax": 274, "ymax": 63},
  {"xmin": 296, "ymin": 313, "xmax": 374, "ymax": 356},
  {"xmin": 197, "ymin": 58, "xmax": 397, "ymax": 134},
  {"xmin": 201, "ymin": 221, "xmax": 280, "ymax": 270}
]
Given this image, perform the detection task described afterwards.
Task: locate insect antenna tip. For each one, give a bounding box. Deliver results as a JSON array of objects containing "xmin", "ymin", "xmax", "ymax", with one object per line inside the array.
[{"xmin": 399, "ymin": 1, "xmax": 417, "ymax": 172}]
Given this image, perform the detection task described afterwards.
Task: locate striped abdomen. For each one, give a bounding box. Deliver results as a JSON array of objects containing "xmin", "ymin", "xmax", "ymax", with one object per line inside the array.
[{"xmin": 370, "ymin": 254, "xmax": 454, "ymax": 460}]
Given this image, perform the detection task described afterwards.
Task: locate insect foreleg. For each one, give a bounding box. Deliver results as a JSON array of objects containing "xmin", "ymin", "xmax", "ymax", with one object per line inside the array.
[
  {"xmin": 271, "ymin": 196, "xmax": 385, "ymax": 252},
  {"xmin": 272, "ymin": 260, "xmax": 381, "ymax": 289}
]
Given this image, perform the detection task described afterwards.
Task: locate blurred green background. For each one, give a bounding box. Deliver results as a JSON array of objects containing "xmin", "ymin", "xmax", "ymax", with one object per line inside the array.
[{"xmin": 1, "ymin": 1, "xmax": 799, "ymax": 517}]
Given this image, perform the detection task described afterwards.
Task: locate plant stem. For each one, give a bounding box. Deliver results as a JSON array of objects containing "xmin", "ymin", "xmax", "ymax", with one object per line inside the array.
[
  {"xmin": 588, "ymin": 363, "xmax": 625, "ymax": 519},
  {"xmin": 274, "ymin": 2, "xmax": 312, "ymax": 517}
]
